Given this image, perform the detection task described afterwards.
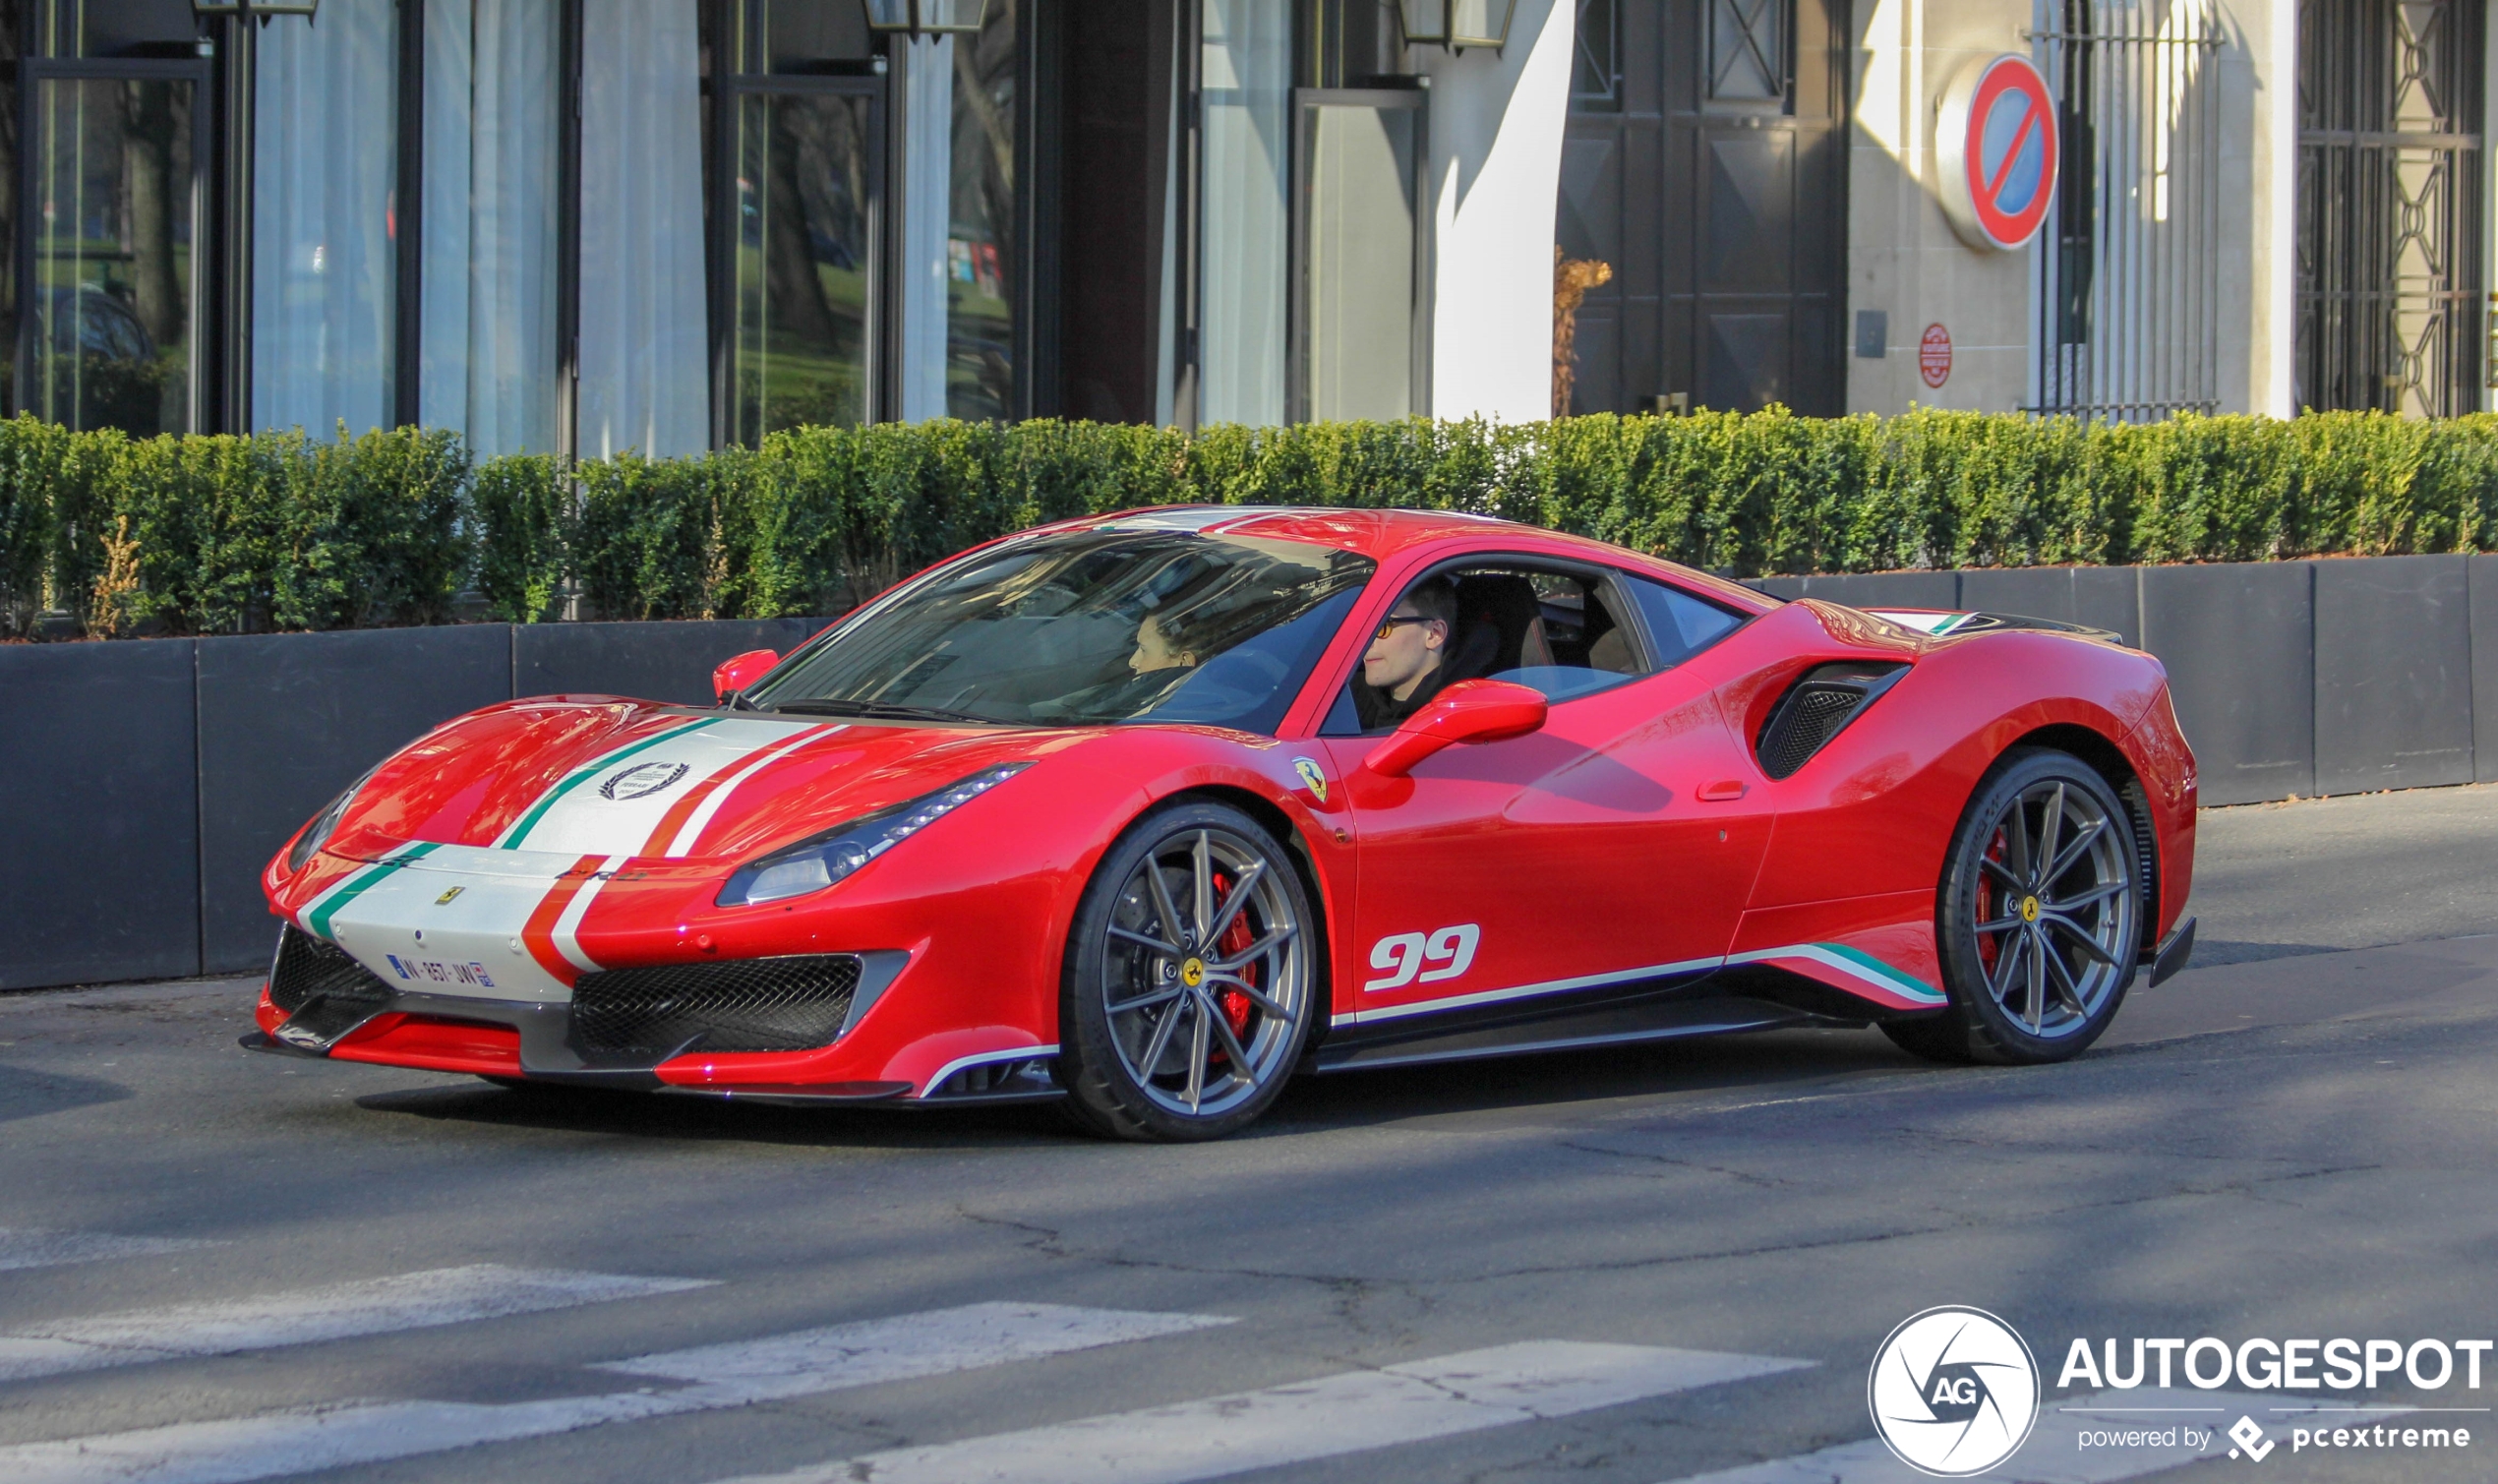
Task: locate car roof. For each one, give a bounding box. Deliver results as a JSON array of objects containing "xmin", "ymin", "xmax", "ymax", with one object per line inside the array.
[{"xmin": 1053, "ymin": 505, "xmax": 1777, "ymax": 612}]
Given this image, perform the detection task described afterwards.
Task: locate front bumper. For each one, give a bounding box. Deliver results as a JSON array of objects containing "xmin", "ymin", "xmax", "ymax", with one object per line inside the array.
[{"xmin": 239, "ymin": 924, "xmax": 1064, "ymax": 1102}]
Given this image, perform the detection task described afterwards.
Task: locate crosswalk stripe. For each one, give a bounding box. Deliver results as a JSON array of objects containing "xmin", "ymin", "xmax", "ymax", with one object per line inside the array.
[
  {"xmin": 711, "ymin": 1339, "xmax": 1814, "ymax": 1484},
  {"xmin": 1663, "ymin": 1390, "xmax": 2319, "ymax": 1483},
  {"xmin": 0, "ymin": 1265, "xmax": 713, "ymax": 1385},
  {"xmin": 0, "ymin": 1301, "xmax": 1230, "ymax": 1484},
  {"xmin": 0, "ymin": 1228, "xmax": 215, "ymax": 1275}
]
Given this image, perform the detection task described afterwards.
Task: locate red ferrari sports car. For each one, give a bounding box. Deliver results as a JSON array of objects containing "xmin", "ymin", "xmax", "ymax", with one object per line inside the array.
[{"xmin": 250, "ymin": 505, "xmax": 2197, "ymax": 1140}]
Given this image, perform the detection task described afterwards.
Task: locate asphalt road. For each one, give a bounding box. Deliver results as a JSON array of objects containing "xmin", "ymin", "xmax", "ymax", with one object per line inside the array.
[{"xmin": 2, "ymin": 787, "xmax": 2495, "ymax": 1484}]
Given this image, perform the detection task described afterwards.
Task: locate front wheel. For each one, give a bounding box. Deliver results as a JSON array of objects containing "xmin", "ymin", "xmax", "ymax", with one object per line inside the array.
[
  {"xmin": 1887, "ymin": 747, "xmax": 2140, "ymax": 1065},
  {"xmin": 1057, "ymin": 802, "xmax": 1319, "ymax": 1142}
]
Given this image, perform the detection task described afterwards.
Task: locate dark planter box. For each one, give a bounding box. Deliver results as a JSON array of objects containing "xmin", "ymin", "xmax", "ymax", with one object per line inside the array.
[
  {"xmin": 197, "ymin": 626, "xmax": 517, "ymax": 973},
  {"xmin": 2312, "ymin": 555, "xmax": 2473, "ymax": 796},
  {"xmin": 1956, "ymin": 566, "xmax": 2143, "ymax": 649},
  {"xmin": 0, "ymin": 640, "xmax": 201, "ymax": 987},
  {"xmin": 2475, "ymin": 556, "xmax": 2498, "ymax": 785},
  {"xmin": 515, "ymin": 618, "xmax": 829, "ymax": 707},
  {"xmin": 4, "ymin": 560, "xmax": 2494, "ymax": 991},
  {"xmin": 2138, "ymin": 562, "xmax": 2316, "ymax": 807},
  {"xmin": 1796, "ymin": 570, "xmax": 1961, "ymax": 610}
]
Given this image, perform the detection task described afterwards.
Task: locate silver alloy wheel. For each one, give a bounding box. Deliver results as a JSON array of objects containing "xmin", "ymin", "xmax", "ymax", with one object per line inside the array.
[
  {"xmin": 1970, "ymin": 778, "xmax": 2137, "ymax": 1039},
  {"xmin": 1100, "ymin": 825, "xmax": 1309, "ymax": 1118}
]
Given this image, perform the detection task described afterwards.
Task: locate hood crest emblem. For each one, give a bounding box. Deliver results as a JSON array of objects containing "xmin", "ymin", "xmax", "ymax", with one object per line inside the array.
[
  {"xmin": 1292, "ymin": 757, "xmax": 1329, "ymax": 803},
  {"xmin": 600, "ymin": 760, "xmax": 690, "ymax": 801}
]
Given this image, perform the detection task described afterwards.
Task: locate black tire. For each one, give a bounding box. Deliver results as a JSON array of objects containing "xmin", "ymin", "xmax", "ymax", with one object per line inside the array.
[
  {"xmin": 1891, "ymin": 747, "xmax": 2141, "ymax": 1065},
  {"xmin": 1056, "ymin": 801, "xmax": 1320, "ymax": 1142}
]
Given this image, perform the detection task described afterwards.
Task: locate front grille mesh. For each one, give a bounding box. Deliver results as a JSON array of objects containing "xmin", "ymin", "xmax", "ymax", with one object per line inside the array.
[
  {"xmin": 268, "ymin": 926, "xmax": 394, "ymax": 1041},
  {"xmin": 270, "ymin": 926, "xmax": 392, "ymax": 1015},
  {"xmin": 569, "ymin": 955, "xmax": 862, "ymax": 1061}
]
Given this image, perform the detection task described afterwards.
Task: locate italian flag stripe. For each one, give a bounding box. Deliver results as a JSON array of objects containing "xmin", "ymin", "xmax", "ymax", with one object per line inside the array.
[
  {"xmin": 305, "ymin": 843, "xmax": 441, "ymax": 942},
  {"xmin": 497, "ymin": 717, "xmax": 724, "ymax": 851},
  {"xmin": 519, "ymin": 856, "xmax": 608, "ymax": 986}
]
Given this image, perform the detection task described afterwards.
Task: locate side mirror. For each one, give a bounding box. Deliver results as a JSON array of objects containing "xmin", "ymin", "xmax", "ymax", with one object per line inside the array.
[
  {"xmin": 712, "ymin": 648, "xmax": 780, "ymax": 705},
  {"xmin": 1363, "ymin": 680, "xmax": 1548, "ymax": 778}
]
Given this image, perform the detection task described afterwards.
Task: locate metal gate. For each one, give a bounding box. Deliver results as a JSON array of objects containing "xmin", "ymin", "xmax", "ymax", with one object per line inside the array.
[
  {"xmin": 2027, "ymin": 0, "xmax": 2224, "ymax": 420},
  {"xmin": 2295, "ymin": 0, "xmax": 2484, "ymax": 416}
]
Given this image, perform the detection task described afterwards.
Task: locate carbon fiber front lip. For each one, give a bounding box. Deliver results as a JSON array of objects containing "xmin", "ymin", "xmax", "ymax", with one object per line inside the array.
[
  {"xmin": 242, "ymin": 990, "xmax": 668, "ymax": 1089},
  {"xmin": 244, "ymin": 949, "xmax": 918, "ymax": 1093}
]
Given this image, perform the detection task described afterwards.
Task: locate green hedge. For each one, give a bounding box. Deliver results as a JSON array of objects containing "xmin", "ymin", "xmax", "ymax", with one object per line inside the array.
[{"xmin": 6, "ymin": 408, "xmax": 2498, "ymax": 637}]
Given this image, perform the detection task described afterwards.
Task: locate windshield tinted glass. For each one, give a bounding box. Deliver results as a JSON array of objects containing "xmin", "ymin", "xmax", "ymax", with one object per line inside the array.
[{"xmin": 748, "ymin": 528, "xmax": 1376, "ymax": 732}]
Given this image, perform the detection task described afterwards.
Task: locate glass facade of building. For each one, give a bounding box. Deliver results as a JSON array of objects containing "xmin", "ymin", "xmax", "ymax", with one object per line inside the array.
[{"xmin": 0, "ymin": 0, "xmax": 1447, "ymax": 446}]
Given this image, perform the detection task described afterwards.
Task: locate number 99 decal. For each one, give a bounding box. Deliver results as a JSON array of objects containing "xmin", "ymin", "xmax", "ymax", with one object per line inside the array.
[{"xmin": 1363, "ymin": 924, "xmax": 1483, "ymax": 991}]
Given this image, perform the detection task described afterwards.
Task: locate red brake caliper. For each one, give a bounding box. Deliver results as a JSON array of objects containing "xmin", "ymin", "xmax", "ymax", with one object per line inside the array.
[
  {"xmin": 1977, "ymin": 827, "xmax": 2006, "ymax": 976},
  {"xmin": 1210, "ymin": 873, "xmax": 1256, "ymax": 1050}
]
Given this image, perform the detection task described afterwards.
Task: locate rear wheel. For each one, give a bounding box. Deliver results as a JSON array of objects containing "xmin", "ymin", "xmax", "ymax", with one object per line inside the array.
[
  {"xmin": 1057, "ymin": 802, "xmax": 1318, "ymax": 1141},
  {"xmin": 1886, "ymin": 747, "xmax": 2139, "ymax": 1064}
]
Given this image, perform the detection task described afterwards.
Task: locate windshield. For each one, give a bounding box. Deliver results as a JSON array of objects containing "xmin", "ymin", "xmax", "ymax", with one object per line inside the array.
[{"xmin": 747, "ymin": 528, "xmax": 1376, "ymax": 732}]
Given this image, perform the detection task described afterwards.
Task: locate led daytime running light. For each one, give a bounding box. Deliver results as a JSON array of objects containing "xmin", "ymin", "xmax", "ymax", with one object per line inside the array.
[{"xmin": 720, "ymin": 763, "xmax": 1033, "ymax": 907}]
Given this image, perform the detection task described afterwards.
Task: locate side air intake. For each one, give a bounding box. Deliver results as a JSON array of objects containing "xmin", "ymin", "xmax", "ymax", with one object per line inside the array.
[{"xmin": 1755, "ymin": 663, "xmax": 1908, "ymax": 779}]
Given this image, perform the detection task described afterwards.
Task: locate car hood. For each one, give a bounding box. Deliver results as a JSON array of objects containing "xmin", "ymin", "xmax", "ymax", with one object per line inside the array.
[{"xmin": 326, "ymin": 698, "xmax": 1094, "ymax": 867}]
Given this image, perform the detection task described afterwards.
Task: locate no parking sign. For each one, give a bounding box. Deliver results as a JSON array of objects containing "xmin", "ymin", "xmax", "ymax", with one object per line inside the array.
[{"xmin": 1937, "ymin": 54, "xmax": 2058, "ymax": 252}]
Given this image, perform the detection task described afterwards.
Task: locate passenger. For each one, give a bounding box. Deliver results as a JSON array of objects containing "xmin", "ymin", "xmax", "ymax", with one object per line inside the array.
[
  {"xmin": 1356, "ymin": 577, "xmax": 1457, "ymax": 729},
  {"xmin": 1129, "ymin": 611, "xmax": 1198, "ymax": 676}
]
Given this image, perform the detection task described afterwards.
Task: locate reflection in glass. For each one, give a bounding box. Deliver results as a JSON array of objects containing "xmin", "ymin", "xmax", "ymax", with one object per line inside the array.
[
  {"xmin": 1200, "ymin": 0, "xmax": 1288, "ymax": 425},
  {"xmin": 579, "ymin": 0, "xmax": 709, "ymax": 457},
  {"xmin": 1302, "ymin": 102, "xmax": 1418, "ymax": 420},
  {"xmin": 255, "ymin": 0, "xmax": 398, "ymax": 437},
  {"xmin": 747, "ymin": 528, "xmax": 1374, "ymax": 734},
  {"xmin": 733, "ymin": 89, "xmax": 874, "ymax": 439},
  {"xmin": 898, "ymin": 0, "xmax": 1016, "ymax": 421},
  {"xmin": 421, "ymin": 0, "xmax": 562, "ymax": 454},
  {"xmin": 30, "ymin": 77, "xmax": 193, "ymax": 436}
]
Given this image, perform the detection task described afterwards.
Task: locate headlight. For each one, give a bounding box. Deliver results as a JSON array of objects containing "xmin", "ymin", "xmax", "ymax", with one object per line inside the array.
[
  {"xmin": 286, "ymin": 769, "xmax": 375, "ymax": 872},
  {"xmin": 717, "ymin": 763, "xmax": 1033, "ymax": 908}
]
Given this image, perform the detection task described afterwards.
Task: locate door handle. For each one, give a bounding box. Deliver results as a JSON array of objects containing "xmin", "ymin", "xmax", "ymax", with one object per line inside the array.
[{"xmin": 1696, "ymin": 779, "xmax": 1749, "ymax": 801}]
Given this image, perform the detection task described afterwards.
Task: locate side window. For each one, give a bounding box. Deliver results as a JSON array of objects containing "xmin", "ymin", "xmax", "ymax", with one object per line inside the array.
[
  {"xmin": 1624, "ymin": 574, "xmax": 1746, "ymax": 667},
  {"xmin": 1323, "ymin": 561, "xmax": 1648, "ymax": 735}
]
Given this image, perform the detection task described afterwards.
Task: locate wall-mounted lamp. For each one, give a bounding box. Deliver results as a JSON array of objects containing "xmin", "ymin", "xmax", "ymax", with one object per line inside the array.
[
  {"xmin": 192, "ymin": 0, "xmax": 318, "ymax": 19},
  {"xmin": 1398, "ymin": 0, "xmax": 1517, "ymax": 51},
  {"xmin": 860, "ymin": 0, "xmax": 988, "ymax": 37}
]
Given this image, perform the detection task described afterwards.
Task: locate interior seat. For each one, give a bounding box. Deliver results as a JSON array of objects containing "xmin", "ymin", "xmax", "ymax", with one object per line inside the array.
[{"xmin": 1446, "ymin": 574, "xmax": 1545, "ymax": 683}]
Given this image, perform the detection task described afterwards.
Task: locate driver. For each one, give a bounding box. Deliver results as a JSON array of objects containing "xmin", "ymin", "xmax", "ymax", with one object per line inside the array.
[{"xmin": 1355, "ymin": 577, "xmax": 1457, "ymax": 729}]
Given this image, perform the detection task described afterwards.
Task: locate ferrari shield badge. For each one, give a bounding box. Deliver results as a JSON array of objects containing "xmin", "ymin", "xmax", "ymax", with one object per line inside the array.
[{"xmin": 1292, "ymin": 757, "xmax": 1329, "ymax": 803}]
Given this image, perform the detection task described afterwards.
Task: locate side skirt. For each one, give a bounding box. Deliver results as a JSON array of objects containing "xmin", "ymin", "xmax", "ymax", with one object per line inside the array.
[{"xmin": 1308, "ymin": 971, "xmax": 1854, "ymax": 1075}]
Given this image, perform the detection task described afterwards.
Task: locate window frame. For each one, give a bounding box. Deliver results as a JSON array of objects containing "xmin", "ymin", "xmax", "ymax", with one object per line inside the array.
[{"xmin": 1315, "ymin": 551, "xmax": 1663, "ymax": 737}]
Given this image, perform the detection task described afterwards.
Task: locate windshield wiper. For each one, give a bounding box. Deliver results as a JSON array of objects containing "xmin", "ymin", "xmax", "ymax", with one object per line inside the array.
[{"xmin": 763, "ymin": 698, "xmax": 998, "ymax": 725}]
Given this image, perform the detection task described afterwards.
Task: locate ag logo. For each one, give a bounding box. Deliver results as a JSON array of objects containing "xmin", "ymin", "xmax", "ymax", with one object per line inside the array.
[
  {"xmin": 1868, "ymin": 1305, "xmax": 2039, "ymax": 1476},
  {"xmin": 600, "ymin": 761, "xmax": 689, "ymax": 801}
]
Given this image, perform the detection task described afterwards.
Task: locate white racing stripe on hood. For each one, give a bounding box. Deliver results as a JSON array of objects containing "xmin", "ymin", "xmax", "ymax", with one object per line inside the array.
[
  {"xmin": 660, "ymin": 723, "xmax": 846, "ymax": 858},
  {"xmin": 494, "ymin": 717, "xmax": 821, "ymax": 857}
]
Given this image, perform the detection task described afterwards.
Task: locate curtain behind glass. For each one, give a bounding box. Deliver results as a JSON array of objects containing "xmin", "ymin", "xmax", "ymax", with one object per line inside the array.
[
  {"xmin": 1199, "ymin": 0, "xmax": 1287, "ymax": 426},
  {"xmin": 420, "ymin": 0, "xmax": 561, "ymax": 453},
  {"xmin": 253, "ymin": 0, "xmax": 396, "ymax": 436},
  {"xmin": 898, "ymin": 36, "xmax": 953, "ymax": 422},
  {"xmin": 1304, "ymin": 103, "xmax": 1417, "ymax": 420},
  {"xmin": 579, "ymin": 0, "xmax": 709, "ymax": 457}
]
